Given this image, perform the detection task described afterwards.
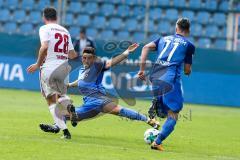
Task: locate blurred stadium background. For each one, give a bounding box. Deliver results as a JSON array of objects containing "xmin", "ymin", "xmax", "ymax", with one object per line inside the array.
[
  {"xmin": 0, "ymin": 0, "xmax": 240, "ymax": 106},
  {"xmin": 0, "ymin": 0, "xmax": 240, "ymax": 50}
]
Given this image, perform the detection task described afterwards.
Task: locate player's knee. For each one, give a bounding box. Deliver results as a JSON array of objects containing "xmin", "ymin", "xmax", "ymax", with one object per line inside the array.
[
  {"xmin": 168, "ymin": 110, "xmax": 178, "ymax": 120},
  {"xmin": 57, "ymin": 95, "xmax": 72, "ymax": 108}
]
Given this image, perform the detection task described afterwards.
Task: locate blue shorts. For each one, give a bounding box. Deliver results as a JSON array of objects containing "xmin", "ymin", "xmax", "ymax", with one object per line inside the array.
[
  {"xmin": 75, "ymin": 96, "xmax": 113, "ymax": 121},
  {"xmin": 150, "ymin": 67, "xmax": 183, "ymax": 113},
  {"xmin": 157, "ymin": 80, "xmax": 183, "ymax": 114}
]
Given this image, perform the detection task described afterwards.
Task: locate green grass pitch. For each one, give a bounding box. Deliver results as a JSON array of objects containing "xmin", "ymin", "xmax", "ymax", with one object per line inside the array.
[{"xmin": 0, "ymin": 89, "xmax": 239, "ymax": 160}]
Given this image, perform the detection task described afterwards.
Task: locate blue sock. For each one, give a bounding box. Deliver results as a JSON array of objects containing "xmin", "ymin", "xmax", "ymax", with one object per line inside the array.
[
  {"xmin": 155, "ymin": 117, "xmax": 177, "ymax": 145},
  {"xmin": 119, "ymin": 108, "xmax": 148, "ymax": 122}
]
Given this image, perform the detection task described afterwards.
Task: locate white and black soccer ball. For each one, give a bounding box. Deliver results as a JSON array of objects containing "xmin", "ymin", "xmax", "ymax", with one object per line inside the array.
[{"xmin": 144, "ymin": 128, "xmax": 159, "ymax": 144}]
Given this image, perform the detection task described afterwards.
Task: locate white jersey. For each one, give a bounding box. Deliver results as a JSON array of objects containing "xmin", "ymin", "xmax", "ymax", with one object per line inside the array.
[{"xmin": 39, "ymin": 23, "xmax": 74, "ymax": 69}]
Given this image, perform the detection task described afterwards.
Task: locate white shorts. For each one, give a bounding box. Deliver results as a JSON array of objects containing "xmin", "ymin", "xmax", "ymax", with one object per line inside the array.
[{"xmin": 40, "ymin": 63, "xmax": 70, "ymax": 98}]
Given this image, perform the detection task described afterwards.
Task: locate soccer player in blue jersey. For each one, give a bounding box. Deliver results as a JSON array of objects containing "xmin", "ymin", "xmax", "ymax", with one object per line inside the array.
[
  {"xmin": 138, "ymin": 18, "xmax": 195, "ymax": 151},
  {"xmin": 40, "ymin": 43, "xmax": 159, "ymax": 135},
  {"xmin": 66, "ymin": 44, "xmax": 159, "ymax": 128}
]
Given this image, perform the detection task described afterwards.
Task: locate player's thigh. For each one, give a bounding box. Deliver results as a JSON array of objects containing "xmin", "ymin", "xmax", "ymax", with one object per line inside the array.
[
  {"xmin": 40, "ymin": 69, "xmax": 57, "ymax": 101},
  {"xmin": 50, "ymin": 64, "xmax": 70, "ymax": 95},
  {"xmin": 163, "ymin": 81, "xmax": 183, "ymax": 112},
  {"xmin": 102, "ymin": 102, "xmax": 121, "ymax": 115},
  {"xmin": 75, "ymin": 103, "xmax": 102, "ymax": 121}
]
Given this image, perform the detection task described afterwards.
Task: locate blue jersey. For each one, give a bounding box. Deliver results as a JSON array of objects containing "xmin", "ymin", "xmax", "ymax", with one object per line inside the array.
[
  {"xmin": 77, "ymin": 59, "xmax": 108, "ymax": 98},
  {"xmin": 150, "ymin": 34, "xmax": 195, "ymax": 82}
]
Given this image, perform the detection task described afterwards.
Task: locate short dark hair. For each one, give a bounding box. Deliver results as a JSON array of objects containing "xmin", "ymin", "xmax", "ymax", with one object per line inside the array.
[
  {"xmin": 82, "ymin": 47, "xmax": 95, "ymax": 55},
  {"xmin": 43, "ymin": 7, "xmax": 57, "ymax": 21},
  {"xmin": 176, "ymin": 18, "xmax": 190, "ymax": 32},
  {"xmin": 80, "ymin": 28, "xmax": 86, "ymax": 34}
]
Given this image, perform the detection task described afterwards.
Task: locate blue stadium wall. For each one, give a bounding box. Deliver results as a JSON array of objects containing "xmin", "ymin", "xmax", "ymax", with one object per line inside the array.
[{"xmin": 0, "ymin": 33, "xmax": 240, "ymax": 107}]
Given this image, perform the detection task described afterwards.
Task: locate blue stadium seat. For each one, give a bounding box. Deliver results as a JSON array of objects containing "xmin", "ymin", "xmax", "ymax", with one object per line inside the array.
[
  {"xmin": 132, "ymin": 6, "xmax": 145, "ymax": 21},
  {"xmin": 205, "ymin": 0, "xmax": 217, "ymax": 10},
  {"xmin": 83, "ymin": 2, "xmax": 98, "ymax": 15},
  {"xmin": 138, "ymin": 0, "xmax": 147, "ymax": 6},
  {"xmin": 108, "ymin": 18, "xmax": 122, "ymax": 30},
  {"xmin": 76, "ymin": 15, "xmax": 90, "ymax": 27},
  {"xmin": 155, "ymin": 0, "xmax": 169, "ymax": 7},
  {"xmin": 64, "ymin": 13, "xmax": 74, "ymax": 26},
  {"xmin": 67, "ymin": 2, "xmax": 82, "ymax": 14},
  {"xmin": 191, "ymin": 23, "xmax": 202, "ymax": 37},
  {"xmin": 133, "ymin": 32, "xmax": 145, "ymax": 42},
  {"xmin": 148, "ymin": 20, "xmax": 155, "ymax": 32},
  {"xmin": 189, "ymin": 0, "xmax": 202, "ymax": 9},
  {"xmin": 116, "ymin": 5, "xmax": 130, "ymax": 18},
  {"xmin": 198, "ymin": 38, "xmax": 211, "ymax": 48},
  {"xmin": 149, "ymin": 8, "xmax": 162, "ymax": 21},
  {"xmin": 181, "ymin": 10, "xmax": 195, "ymax": 20},
  {"xmin": 69, "ymin": 27, "xmax": 80, "ymax": 38},
  {"xmin": 214, "ymin": 39, "xmax": 226, "ymax": 50},
  {"xmin": 212, "ymin": 13, "xmax": 226, "ymax": 26},
  {"xmin": 5, "ymin": 0, "xmax": 18, "ymax": 10},
  {"xmin": 100, "ymin": 4, "xmax": 114, "ymax": 17},
  {"xmin": 196, "ymin": 11, "xmax": 210, "ymax": 25},
  {"xmin": 29, "ymin": 11, "xmax": 42, "ymax": 25},
  {"xmin": 19, "ymin": 23, "xmax": 34, "ymax": 35},
  {"xmin": 12, "ymin": 10, "xmax": 26, "ymax": 23},
  {"xmin": 157, "ymin": 21, "xmax": 171, "ymax": 35},
  {"xmin": 218, "ymin": 26, "xmax": 227, "ymax": 38},
  {"xmin": 86, "ymin": 28, "xmax": 97, "ymax": 38},
  {"xmin": 3, "ymin": 22, "xmax": 17, "ymax": 34},
  {"xmin": 125, "ymin": 0, "xmax": 138, "ymax": 6},
  {"xmin": 219, "ymin": 1, "xmax": 229, "ymax": 11},
  {"xmin": 205, "ymin": 25, "xmax": 218, "ymax": 38},
  {"xmin": 0, "ymin": 9, "xmax": 10, "ymax": 22},
  {"xmin": 0, "ymin": 0, "xmax": 4, "ymax": 7},
  {"xmin": 148, "ymin": 33, "xmax": 160, "ymax": 41},
  {"xmin": 92, "ymin": 16, "xmax": 106, "ymax": 29},
  {"xmin": 117, "ymin": 31, "xmax": 130, "ymax": 40},
  {"xmin": 187, "ymin": 37, "xmax": 195, "ymax": 44},
  {"xmin": 35, "ymin": 0, "xmax": 51, "ymax": 10},
  {"xmin": 125, "ymin": 19, "xmax": 138, "ymax": 32},
  {"xmin": 21, "ymin": 0, "xmax": 34, "ymax": 11},
  {"xmin": 173, "ymin": 0, "xmax": 186, "ymax": 8},
  {"xmin": 100, "ymin": 30, "xmax": 114, "ymax": 40},
  {"xmin": 165, "ymin": 9, "xmax": 178, "ymax": 22}
]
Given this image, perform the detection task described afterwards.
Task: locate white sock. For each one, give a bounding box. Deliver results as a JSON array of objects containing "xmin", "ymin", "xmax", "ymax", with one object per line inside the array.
[{"xmin": 49, "ymin": 104, "xmax": 67, "ymax": 130}]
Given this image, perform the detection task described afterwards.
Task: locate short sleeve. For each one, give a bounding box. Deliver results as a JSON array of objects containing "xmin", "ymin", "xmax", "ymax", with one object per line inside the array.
[
  {"xmin": 39, "ymin": 26, "xmax": 50, "ymax": 44},
  {"xmin": 184, "ymin": 43, "xmax": 195, "ymax": 64},
  {"xmin": 68, "ymin": 34, "xmax": 74, "ymax": 51},
  {"xmin": 94, "ymin": 58, "xmax": 108, "ymax": 72},
  {"xmin": 153, "ymin": 38, "xmax": 160, "ymax": 50}
]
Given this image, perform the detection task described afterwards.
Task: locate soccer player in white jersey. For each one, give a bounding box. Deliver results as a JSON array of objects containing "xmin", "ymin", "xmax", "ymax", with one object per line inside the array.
[{"xmin": 27, "ymin": 7, "xmax": 78, "ymax": 139}]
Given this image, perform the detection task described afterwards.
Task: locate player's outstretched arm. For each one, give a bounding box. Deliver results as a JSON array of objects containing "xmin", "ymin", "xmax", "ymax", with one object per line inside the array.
[
  {"xmin": 105, "ymin": 43, "xmax": 139, "ymax": 69},
  {"xmin": 68, "ymin": 50, "xmax": 78, "ymax": 59},
  {"xmin": 67, "ymin": 79, "xmax": 79, "ymax": 88},
  {"xmin": 138, "ymin": 42, "xmax": 156, "ymax": 81},
  {"xmin": 27, "ymin": 42, "xmax": 48, "ymax": 73}
]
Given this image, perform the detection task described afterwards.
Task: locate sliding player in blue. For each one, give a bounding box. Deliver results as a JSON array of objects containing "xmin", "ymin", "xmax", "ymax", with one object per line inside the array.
[
  {"xmin": 138, "ymin": 18, "xmax": 195, "ymax": 151},
  {"xmin": 40, "ymin": 43, "xmax": 159, "ymax": 135},
  {"xmin": 67, "ymin": 43, "xmax": 159, "ymax": 128}
]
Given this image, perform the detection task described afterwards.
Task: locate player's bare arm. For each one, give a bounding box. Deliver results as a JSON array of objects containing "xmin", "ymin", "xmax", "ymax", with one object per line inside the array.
[
  {"xmin": 27, "ymin": 41, "xmax": 48, "ymax": 73},
  {"xmin": 67, "ymin": 79, "xmax": 79, "ymax": 88},
  {"xmin": 68, "ymin": 49, "xmax": 78, "ymax": 59},
  {"xmin": 105, "ymin": 43, "xmax": 139, "ymax": 69},
  {"xmin": 184, "ymin": 63, "xmax": 192, "ymax": 75},
  {"xmin": 138, "ymin": 42, "xmax": 156, "ymax": 81}
]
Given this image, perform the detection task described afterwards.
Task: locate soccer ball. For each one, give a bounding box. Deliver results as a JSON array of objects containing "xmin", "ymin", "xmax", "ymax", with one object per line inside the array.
[{"xmin": 144, "ymin": 128, "xmax": 159, "ymax": 144}]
